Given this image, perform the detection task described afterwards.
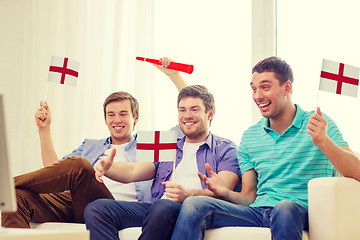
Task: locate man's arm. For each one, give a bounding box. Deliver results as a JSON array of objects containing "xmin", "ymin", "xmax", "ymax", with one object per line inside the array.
[
  {"xmin": 95, "ymin": 148, "xmax": 156, "ymax": 183},
  {"xmin": 35, "ymin": 101, "xmax": 59, "ymax": 167},
  {"xmin": 308, "ymin": 107, "xmax": 360, "ymax": 181},
  {"xmin": 155, "ymin": 57, "xmax": 188, "ymax": 91},
  {"xmin": 198, "ymin": 164, "xmax": 257, "ymax": 206}
]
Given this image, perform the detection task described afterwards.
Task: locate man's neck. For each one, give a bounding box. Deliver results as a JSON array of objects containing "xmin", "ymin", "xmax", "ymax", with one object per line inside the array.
[
  {"xmin": 111, "ymin": 137, "xmax": 132, "ymax": 145},
  {"xmin": 268, "ymin": 104, "xmax": 297, "ymax": 135},
  {"xmin": 185, "ymin": 132, "xmax": 209, "ymax": 143}
]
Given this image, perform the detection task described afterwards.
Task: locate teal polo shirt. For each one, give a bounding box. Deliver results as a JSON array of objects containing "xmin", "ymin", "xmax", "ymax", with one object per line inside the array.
[{"xmin": 238, "ymin": 104, "xmax": 347, "ymax": 207}]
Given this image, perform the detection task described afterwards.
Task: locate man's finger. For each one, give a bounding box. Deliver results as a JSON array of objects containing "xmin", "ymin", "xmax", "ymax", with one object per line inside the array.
[
  {"xmin": 205, "ymin": 163, "xmax": 216, "ymax": 177},
  {"xmin": 110, "ymin": 148, "xmax": 116, "ymax": 161},
  {"xmin": 316, "ymin": 107, "xmax": 322, "ymax": 116}
]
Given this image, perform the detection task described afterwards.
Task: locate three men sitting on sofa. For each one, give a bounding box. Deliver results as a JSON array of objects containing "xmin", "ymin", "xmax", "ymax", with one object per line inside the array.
[{"xmin": 3, "ymin": 57, "xmax": 360, "ymax": 240}]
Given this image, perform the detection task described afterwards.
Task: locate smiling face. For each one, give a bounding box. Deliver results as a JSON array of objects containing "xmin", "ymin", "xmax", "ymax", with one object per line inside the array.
[
  {"xmin": 178, "ymin": 96, "xmax": 214, "ymax": 143},
  {"xmin": 251, "ymin": 71, "xmax": 292, "ymax": 120},
  {"xmin": 105, "ymin": 100, "xmax": 138, "ymax": 145}
]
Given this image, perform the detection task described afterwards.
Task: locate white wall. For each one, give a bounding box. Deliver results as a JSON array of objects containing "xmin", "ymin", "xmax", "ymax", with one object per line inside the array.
[
  {"xmin": 277, "ymin": 0, "xmax": 360, "ymax": 153},
  {"xmin": 150, "ymin": 0, "xmax": 253, "ymax": 146}
]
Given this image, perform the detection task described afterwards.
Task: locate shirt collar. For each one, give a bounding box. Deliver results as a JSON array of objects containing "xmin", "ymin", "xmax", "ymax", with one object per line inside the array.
[
  {"xmin": 177, "ymin": 132, "xmax": 213, "ymax": 151},
  {"xmin": 105, "ymin": 135, "xmax": 137, "ymax": 150}
]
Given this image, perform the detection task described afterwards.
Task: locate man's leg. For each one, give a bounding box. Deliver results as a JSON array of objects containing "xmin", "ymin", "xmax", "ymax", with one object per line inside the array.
[
  {"xmin": 139, "ymin": 199, "xmax": 182, "ymax": 240},
  {"xmin": 270, "ymin": 200, "xmax": 308, "ymax": 240},
  {"xmin": 7, "ymin": 157, "xmax": 114, "ymax": 225},
  {"xmin": 2, "ymin": 191, "xmax": 73, "ymax": 228},
  {"xmin": 171, "ymin": 196, "xmax": 265, "ymax": 240},
  {"xmin": 84, "ymin": 199, "xmax": 151, "ymax": 240}
]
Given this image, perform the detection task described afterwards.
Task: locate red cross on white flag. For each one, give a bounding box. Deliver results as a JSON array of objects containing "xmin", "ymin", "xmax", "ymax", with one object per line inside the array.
[
  {"xmin": 136, "ymin": 131, "xmax": 177, "ymax": 162},
  {"xmin": 48, "ymin": 56, "xmax": 80, "ymax": 87},
  {"xmin": 319, "ymin": 59, "xmax": 359, "ymax": 98}
]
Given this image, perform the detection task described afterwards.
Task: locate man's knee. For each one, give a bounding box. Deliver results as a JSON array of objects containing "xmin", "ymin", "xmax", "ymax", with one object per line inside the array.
[
  {"xmin": 147, "ymin": 200, "xmax": 181, "ymax": 221},
  {"xmin": 272, "ymin": 200, "xmax": 305, "ymax": 221},
  {"xmin": 181, "ymin": 196, "xmax": 212, "ymax": 216},
  {"xmin": 61, "ymin": 157, "xmax": 93, "ymax": 175},
  {"xmin": 85, "ymin": 199, "xmax": 109, "ymax": 221}
]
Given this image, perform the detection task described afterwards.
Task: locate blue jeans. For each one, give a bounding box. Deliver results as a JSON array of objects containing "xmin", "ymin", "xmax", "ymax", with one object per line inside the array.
[
  {"xmin": 139, "ymin": 199, "xmax": 182, "ymax": 240},
  {"xmin": 84, "ymin": 199, "xmax": 151, "ymax": 240},
  {"xmin": 171, "ymin": 196, "xmax": 308, "ymax": 240}
]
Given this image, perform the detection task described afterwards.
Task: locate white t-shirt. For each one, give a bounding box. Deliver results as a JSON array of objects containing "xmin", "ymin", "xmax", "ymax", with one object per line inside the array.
[
  {"xmin": 162, "ymin": 141, "xmax": 204, "ymax": 199},
  {"xmin": 97, "ymin": 144, "xmax": 137, "ymax": 201}
]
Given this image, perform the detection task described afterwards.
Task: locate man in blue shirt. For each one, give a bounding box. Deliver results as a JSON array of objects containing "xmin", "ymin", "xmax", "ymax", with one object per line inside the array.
[
  {"xmin": 1, "ymin": 91, "xmax": 154, "ymax": 228},
  {"xmin": 85, "ymin": 81, "xmax": 241, "ymax": 240},
  {"xmin": 169, "ymin": 56, "xmax": 360, "ymax": 240}
]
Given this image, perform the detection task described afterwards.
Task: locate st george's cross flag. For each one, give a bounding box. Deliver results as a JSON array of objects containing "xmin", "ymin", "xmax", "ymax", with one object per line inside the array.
[
  {"xmin": 48, "ymin": 56, "xmax": 80, "ymax": 87},
  {"xmin": 136, "ymin": 131, "xmax": 177, "ymax": 162},
  {"xmin": 319, "ymin": 59, "xmax": 359, "ymax": 98}
]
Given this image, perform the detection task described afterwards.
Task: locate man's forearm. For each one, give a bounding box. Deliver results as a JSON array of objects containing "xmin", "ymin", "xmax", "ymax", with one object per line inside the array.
[
  {"xmin": 39, "ymin": 128, "xmax": 59, "ymax": 167},
  {"xmin": 104, "ymin": 162, "xmax": 155, "ymax": 183},
  {"xmin": 320, "ymin": 138, "xmax": 360, "ymax": 181}
]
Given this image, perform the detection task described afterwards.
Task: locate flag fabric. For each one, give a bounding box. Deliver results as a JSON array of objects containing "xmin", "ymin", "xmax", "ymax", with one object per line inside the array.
[
  {"xmin": 319, "ymin": 59, "xmax": 359, "ymax": 98},
  {"xmin": 136, "ymin": 131, "xmax": 177, "ymax": 162},
  {"xmin": 48, "ymin": 56, "xmax": 80, "ymax": 87}
]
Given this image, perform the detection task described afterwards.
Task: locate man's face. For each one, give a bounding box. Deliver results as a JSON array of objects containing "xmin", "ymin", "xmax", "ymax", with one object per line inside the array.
[
  {"xmin": 251, "ymin": 71, "xmax": 290, "ymax": 120},
  {"xmin": 105, "ymin": 100, "xmax": 138, "ymax": 145},
  {"xmin": 178, "ymin": 96, "xmax": 213, "ymax": 143}
]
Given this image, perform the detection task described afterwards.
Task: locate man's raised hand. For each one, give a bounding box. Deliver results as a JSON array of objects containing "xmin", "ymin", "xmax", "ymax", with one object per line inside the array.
[
  {"xmin": 95, "ymin": 148, "xmax": 116, "ymax": 183},
  {"xmin": 35, "ymin": 101, "xmax": 51, "ymax": 129},
  {"xmin": 197, "ymin": 163, "xmax": 230, "ymax": 199}
]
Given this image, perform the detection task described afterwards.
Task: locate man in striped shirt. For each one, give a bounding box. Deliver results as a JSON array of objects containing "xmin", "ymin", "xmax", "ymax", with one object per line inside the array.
[{"xmin": 170, "ymin": 56, "xmax": 360, "ymax": 240}]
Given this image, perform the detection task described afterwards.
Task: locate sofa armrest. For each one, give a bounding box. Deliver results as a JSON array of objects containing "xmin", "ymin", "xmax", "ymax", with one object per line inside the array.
[{"xmin": 308, "ymin": 177, "xmax": 360, "ymax": 240}]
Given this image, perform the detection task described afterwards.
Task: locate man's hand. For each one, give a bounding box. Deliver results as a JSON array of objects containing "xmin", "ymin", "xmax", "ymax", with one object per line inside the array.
[
  {"xmin": 307, "ymin": 107, "xmax": 329, "ymax": 148},
  {"xmin": 162, "ymin": 181, "xmax": 191, "ymax": 203},
  {"xmin": 154, "ymin": 57, "xmax": 178, "ymax": 77},
  {"xmin": 35, "ymin": 101, "xmax": 51, "ymax": 129},
  {"xmin": 197, "ymin": 163, "xmax": 230, "ymax": 199},
  {"xmin": 95, "ymin": 148, "xmax": 116, "ymax": 183}
]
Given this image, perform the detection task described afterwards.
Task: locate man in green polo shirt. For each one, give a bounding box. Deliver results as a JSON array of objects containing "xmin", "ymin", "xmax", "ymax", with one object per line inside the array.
[{"xmin": 169, "ymin": 56, "xmax": 360, "ymax": 240}]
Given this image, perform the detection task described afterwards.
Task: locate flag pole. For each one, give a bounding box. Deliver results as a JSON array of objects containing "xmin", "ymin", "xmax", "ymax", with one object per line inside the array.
[
  {"xmin": 44, "ymin": 82, "xmax": 49, "ymax": 101},
  {"xmin": 172, "ymin": 161, "xmax": 176, "ymax": 182},
  {"xmin": 315, "ymin": 87, "xmax": 320, "ymax": 109}
]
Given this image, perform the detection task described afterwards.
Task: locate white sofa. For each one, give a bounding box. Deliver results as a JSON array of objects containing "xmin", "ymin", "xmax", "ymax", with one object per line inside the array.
[{"xmin": 31, "ymin": 177, "xmax": 360, "ymax": 240}]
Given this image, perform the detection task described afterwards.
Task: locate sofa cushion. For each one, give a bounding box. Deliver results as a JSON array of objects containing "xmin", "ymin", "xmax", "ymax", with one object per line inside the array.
[{"xmin": 30, "ymin": 223, "xmax": 308, "ymax": 240}]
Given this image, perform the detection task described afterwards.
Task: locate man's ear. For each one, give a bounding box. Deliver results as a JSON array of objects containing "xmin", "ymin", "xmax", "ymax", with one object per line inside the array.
[
  {"xmin": 134, "ymin": 117, "xmax": 139, "ymax": 127},
  {"xmin": 284, "ymin": 80, "xmax": 293, "ymax": 95},
  {"xmin": 208, "ymin": 109, "xmax": 215, "ymax": 121}
]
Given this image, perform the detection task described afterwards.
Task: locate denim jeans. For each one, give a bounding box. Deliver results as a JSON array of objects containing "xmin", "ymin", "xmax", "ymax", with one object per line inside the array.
[
  {"xmin": 171, "ymin": 196, "xmax": 308, "ymax": 240},
  {"xmin": 84, "ymin": 199, "xmax": 151, "ymax": 240},
  {"xmin": 139, "ymin": 199, "xmax": 182, "ymax": 240}
]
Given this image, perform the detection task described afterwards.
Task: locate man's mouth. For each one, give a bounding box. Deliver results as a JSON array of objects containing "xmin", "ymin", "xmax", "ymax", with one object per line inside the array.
[
  {"xmin": 258, "ymin": 102, "xmax": 271, "ymax": 109},
  {"xmin": 113, "ymin": 126, "xmax": 125, "ymax": 130},
  {"xmin": 184, "ymin": 122, "xmax": 195, "ymax": 126}
]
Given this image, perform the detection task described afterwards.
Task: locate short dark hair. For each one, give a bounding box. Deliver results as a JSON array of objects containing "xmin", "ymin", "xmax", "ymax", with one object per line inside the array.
[
  {"xmin": 177, "ymin": 85, "xmax": 215, "ymax": 113},
  {"xmin": 252, "ymin": 56, "xmax": 294, "ymax": 85},
  {"xmin": 103, "ymin": 91, "xmax": 139, "ymax": 119}
]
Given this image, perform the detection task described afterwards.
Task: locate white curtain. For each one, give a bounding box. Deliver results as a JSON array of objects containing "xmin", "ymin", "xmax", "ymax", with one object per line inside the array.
[
  {"xmin": 1, "ymin": 0, "xmax": 253, "ymax": 176},
  {"xmin": 0, "ymin": 0, "xmax": 156, "ymax": 175}
]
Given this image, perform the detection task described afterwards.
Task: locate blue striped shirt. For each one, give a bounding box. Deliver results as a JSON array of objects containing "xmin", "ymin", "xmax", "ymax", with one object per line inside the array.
[{"xmin": 238, "ymin": 105, "xmax": 347, "ymax": 207}]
